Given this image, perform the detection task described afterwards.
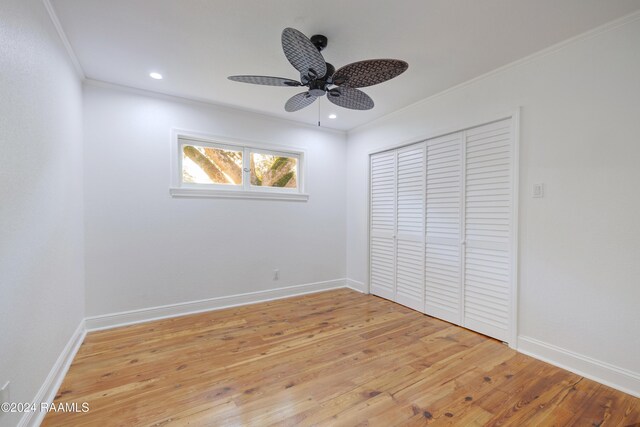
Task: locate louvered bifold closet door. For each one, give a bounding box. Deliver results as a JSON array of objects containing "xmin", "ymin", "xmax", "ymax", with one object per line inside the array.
[
  {"xmin": 370, "ymin": 151, "xmax": 397, "ymax": 301},
  {"xmin": 424, "ymin": 132, "xmax": 464, "ymax": 324},
  {"xmin": 395, "ymin": 143, "xmax": 426, "ymax": 311},
  {"xmin": 463, "ymin": 118, "xmax": 513, "ymax": 342}
]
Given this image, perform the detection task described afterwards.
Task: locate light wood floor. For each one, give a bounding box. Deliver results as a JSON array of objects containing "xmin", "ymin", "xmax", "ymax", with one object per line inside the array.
[{"xmin": 44, "ymin": 289, "xmax": 639, "ymax": 426}]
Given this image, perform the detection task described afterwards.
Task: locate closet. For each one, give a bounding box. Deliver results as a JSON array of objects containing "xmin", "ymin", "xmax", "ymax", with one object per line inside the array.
[{"xmin": 369, "ymin": 117, "xmax": 516, "ymax": 343}]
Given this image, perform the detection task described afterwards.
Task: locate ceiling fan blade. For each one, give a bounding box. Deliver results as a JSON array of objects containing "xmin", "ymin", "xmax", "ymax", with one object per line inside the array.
[
  {"xmin": 228, "ymin": 75, "xmax": 301, "ymax": 87},
  {"xmin": 332, "ymin": 59, "xmax": 408, "ymax": 88},
  {"xmin": 281, "ymin": 27, "xmax": 327, "ymax": 79},
  {"xmin": 285, "ymin": 91, "xmax": 317, "ymax": 112},
  {"xmin": 327, "ymin": 87, "xmax": 374, "ymax": 110}
]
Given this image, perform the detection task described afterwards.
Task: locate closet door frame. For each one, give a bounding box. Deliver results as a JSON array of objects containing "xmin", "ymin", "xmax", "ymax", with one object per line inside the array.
[{"xmin": 366, "ymin": 109, "xmax": 520, "ymax": 348}]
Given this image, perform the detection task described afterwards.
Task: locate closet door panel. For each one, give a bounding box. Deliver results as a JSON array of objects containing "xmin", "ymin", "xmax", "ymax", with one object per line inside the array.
[
  {"xmin": 370, "ymin": 151, "xmax": 396, "ymax": 301},
  {"xmin": 464, "ymin": 119, "xmax": 512, "ymax": 342},
  {"xmin": 395, "ymin": 144, "xmax": 425, "ymax": 311},
  {"xmin": 424, "ymin": 132, "xmax": 463, "ymax": 324},
  {"xmin": 370, "ymin": 237, "xmax": 395, "ymax": 300}
]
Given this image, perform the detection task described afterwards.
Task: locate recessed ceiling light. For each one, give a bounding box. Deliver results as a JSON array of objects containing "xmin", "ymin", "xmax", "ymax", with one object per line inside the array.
[
  {"xmin": 328, "ymin": 114, "xmax": 337, "ymax": 119},
  {"xmin": 149, "ymin": 72, "xmax": 163, "ymax": 80}
]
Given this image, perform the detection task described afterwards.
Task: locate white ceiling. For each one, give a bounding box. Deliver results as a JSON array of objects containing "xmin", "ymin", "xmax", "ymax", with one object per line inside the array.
[{"xmin": 51, "ymin": 0, "xmax": 640, "ymax": 131}]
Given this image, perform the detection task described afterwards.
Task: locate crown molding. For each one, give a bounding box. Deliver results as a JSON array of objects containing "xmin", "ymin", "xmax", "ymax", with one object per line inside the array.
[
  {"xmin": 349, "ymin": 9, "xmax": 640, "ymax": 134},
  {"xmin": 83, "ymin": 79, "xmax": 347, "ymax": 136},
  {"xmin": 42, "ymin": 0, "xmax": 85, "ymax": 79}
]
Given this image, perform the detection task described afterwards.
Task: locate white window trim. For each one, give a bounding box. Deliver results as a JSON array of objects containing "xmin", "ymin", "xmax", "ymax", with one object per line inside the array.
[{"xmin": 169, "ymin": 129, "xmax": 309, "ymax": 201}]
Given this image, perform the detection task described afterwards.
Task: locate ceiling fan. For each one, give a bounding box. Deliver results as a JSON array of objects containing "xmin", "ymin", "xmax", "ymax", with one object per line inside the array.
[{"xmin": 228, "ymin": 27, "xmax": 408, "ymax": 112}]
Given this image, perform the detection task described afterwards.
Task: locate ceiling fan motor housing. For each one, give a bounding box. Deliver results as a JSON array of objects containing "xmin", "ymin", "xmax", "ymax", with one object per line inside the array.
[
  {"xmin": 301, "ymin": 63, "xmax": 335, "ymax": 82},
  {"xmin": 308, "ymin": 79, "xmax": 327, "ymax": 97}
]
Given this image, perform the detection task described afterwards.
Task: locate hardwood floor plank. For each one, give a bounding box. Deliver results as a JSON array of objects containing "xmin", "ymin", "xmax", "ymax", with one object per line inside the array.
[{"xmin": 42, "ymin": 290, "xmax": 640, "ymax": 426}]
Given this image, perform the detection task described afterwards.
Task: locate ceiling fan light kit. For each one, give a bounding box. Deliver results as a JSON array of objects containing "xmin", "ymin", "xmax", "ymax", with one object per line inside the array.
[{"xmin": 228, "ymin": 27, "xmax": 408, "ymax": 113}]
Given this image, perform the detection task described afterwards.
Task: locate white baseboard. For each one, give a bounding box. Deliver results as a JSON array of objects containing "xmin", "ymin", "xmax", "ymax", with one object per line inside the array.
[
  {"xmin": 19, "ymin": 321, "xmax": 86, "ymax": 427},
  {"xmin": 346, "ymin": 279, "xmax": 367, "ymax": 293},
  {"xmin": 85, "ymin": 279, "xmax": 348, "ymax": 332},
  {"xmin": 518, "ymin": 335, "xmax": 640, "ymax": 398}
]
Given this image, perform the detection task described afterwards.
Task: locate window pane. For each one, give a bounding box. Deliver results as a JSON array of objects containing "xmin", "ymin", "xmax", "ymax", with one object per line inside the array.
[
  {"xmin": 182, "ymin": 144, "xmax": 243, "ymax": 185},
  {"xmin": 250, "ymin": 152, "xmax": 298, "ymax": 189}
]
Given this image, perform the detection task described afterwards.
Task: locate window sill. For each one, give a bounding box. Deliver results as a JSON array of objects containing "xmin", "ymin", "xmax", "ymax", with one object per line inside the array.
[{"xmin": 169, "ymin": 187, "xmax": 309, "ymax": 201}]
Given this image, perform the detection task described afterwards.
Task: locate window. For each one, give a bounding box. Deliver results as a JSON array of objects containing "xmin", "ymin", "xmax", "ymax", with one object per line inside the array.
[
  {"xmin": 182, "ymin": 145, "xmax": 243, "ymax": 186},
  {"xmin": 250, "ymin": 151, "xmax": 298, "ymax": 189},
  {"xmin": 170, "ymin": 132, "xmax": 307, "ymax": 201}
]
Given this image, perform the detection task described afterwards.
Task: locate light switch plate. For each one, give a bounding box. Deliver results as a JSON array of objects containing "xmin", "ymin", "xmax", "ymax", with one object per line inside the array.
[{"xmin": 533, "ymin": 183, "xmax": 544, "ymax": 198}]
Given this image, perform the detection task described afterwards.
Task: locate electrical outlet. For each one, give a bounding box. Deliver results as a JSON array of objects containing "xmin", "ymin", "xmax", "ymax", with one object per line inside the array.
[
  {"xmin": 532, "ymin": 183, "xmax": 544, "ymax": 198},
  {"xmin": 273, "ymin": 269, "xmax": 279, "ymax": 280},
  {"xmin": 0, "ymin": 381, "xmax": 9, "ymax": 406}
]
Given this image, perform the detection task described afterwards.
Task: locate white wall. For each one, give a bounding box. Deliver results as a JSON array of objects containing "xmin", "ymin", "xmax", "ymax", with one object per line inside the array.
[
  {"xmin": 2, "ymin": 2, "xmax": 638, "ymax": 417},
  {"xmin": 0, "ymin": 0, "xmax": 85, "ymax": 426},
  {"xmin": 83, "ymin": 83, "xmax": 347, "ymax": 317},
  {"xmin": 347, "ymin": 17, "xmax": 640, "ymax": 390}
]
